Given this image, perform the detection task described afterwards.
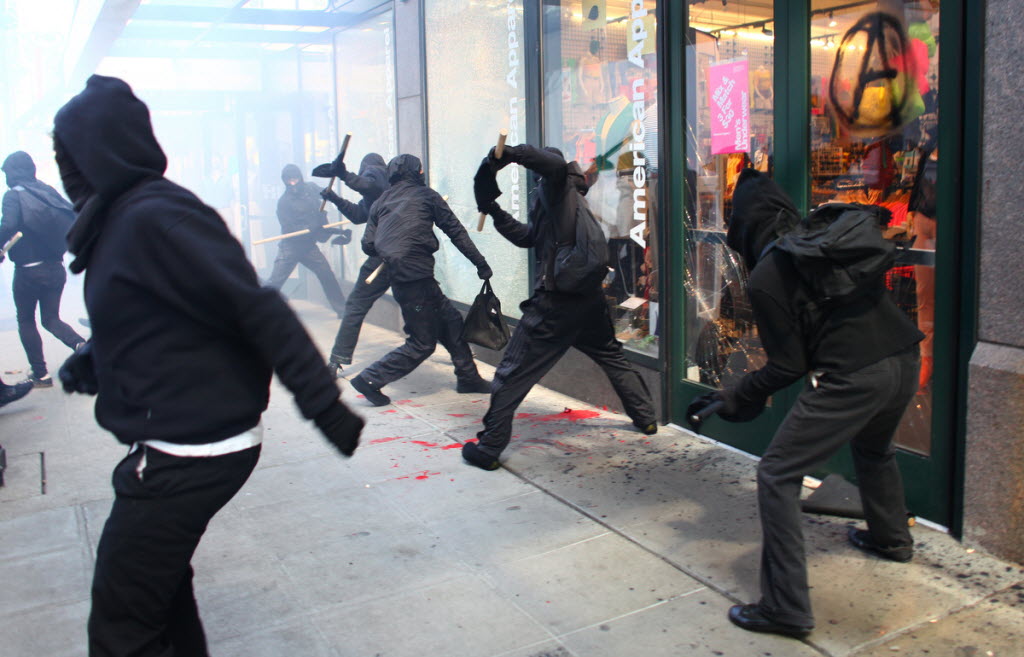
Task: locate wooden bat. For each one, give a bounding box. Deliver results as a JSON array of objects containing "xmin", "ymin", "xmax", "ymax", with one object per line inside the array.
[
  {"xmin": 252, "ymin": 220, "xmax": 350, "ymax": 245},
  {"xmin": 478, "ymin": 129, "xmax": 508, "ymax": 232},
  {"xmin": 365, "ymin": 262, "xmax": 385, "ymax": 284},
  {"xmin": 320, "ymin": 133, "xmax": 353, "ymax": 212},
  {"xmin": 0, "ymin": 231, "xmax": 23, "ymax": 257}
]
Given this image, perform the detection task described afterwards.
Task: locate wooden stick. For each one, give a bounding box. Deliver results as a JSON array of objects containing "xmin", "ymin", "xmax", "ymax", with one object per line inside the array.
[
  {"xmin": 478, "ymin": 129, "xmax": 508, "ymax": 232},
  {"xmin": 252, "ymin": 220, "xmax": 350, "ymax": 245},
  {"xmin": 365, "ymin": 262, "xmax": 385, "ymax": 284},
  {"xmin": 320, "ymin": 133, "xmax": 353, "ymax": 212},
  {"xmin": 0, "ymin": 231, "xmax": 23, "ymax": 257}
]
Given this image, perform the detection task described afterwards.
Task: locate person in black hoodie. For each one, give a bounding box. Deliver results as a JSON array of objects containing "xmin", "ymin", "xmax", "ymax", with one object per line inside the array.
[
  {"xmin": 463, "ymin": 145, "xmax": 657, "ymax": 471},
  {"xmin": 265, "ymin": 163, "xmax": 347, "ymax": 317},
  {"xmin": 687, "ymin": 169, "xmax": 923, "ymax": 638},
  {"xmin": 316, "ymin": 152, "xmax": 391, "ymax": 374},
  {"xmin": 52, "ymin": 75, "xmax": 364, "ymax": 657},
  {"xmin": 349, "ymin": 153, "xmax": 491, "ymax": 406},
  {"xmin": 0, "ymin": 151, "xmax": 86, "ymax": 387}
]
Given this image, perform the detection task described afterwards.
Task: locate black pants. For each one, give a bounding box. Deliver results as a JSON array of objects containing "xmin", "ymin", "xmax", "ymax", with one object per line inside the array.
[
  {"xmin": 265, "ymin": 241, "xmax": 346, "ymax": 315},
  {"xmin": 755, "ymin": 347, "xmax": 919, "ymax": 627},
  {"xmin": 89, "ymin": 445, "xmax": 261, "ymax": 657},
  {"xmin": 359, "ymin": 278, "xmax": 479, "ymax": 388},
  {"xmin": 13, "ymin": 262, "xmax": 84, "ymax": 378},
  {"xmin": 477, "ymin": 290, "xmax": 656, "ymax": 456},
  {"xmin": 330, "ymin": 256, "xmax": 390, "ymax": 365}
]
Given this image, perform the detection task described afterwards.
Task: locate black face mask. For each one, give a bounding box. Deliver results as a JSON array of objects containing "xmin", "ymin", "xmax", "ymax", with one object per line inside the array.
[{"xmin": 54, "ymin": 137, "xmax": 94, "ymax": 210}]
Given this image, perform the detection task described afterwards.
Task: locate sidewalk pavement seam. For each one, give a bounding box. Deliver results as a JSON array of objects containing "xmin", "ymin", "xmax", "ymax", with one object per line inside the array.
[
  {"xmin": 495, "ymin": 462, "xmax": 835, "ymax": 657},
  {"xmin": 509, "ymin": 531, "xmax": 614, "ymax": 564}
]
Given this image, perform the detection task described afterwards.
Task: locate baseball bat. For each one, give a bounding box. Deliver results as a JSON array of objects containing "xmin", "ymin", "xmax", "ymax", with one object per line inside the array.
[
  {"xmin": 320, "ymin": 133, "xmax": 353, "ymax": 212},
  {"xmin": 478, "ymin": 129, "xmax": 508, "ymax": 232}
]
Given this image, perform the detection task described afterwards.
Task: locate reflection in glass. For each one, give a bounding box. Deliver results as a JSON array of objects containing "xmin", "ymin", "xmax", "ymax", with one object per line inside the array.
[
  {"xmin": 541, "ymin": 0, "xmax": 660, "ymax": 356},
  {"xmin": 424, "ymin": 0, "xmax": 529, "ymax": 316},
  {"xmin": 333, "ymin": 12, "xmax": 397, "ymax": 283},
  {"xmin": 684, "ymin": 1, "xmax": 774, "ymax": 388},
  {"xmin": 810, "ymin": 1, "xmax": 940, "ymax": 455}
]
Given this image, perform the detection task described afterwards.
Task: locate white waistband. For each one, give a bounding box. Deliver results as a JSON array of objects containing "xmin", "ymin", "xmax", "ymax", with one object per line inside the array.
[{"xmin": 139, "ymin": 424, "xmax": 263, "ymax": 457}]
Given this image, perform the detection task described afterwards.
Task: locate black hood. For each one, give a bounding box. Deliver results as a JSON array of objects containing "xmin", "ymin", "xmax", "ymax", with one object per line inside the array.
[
  {"xmin": 52, "ymin": 75, "xmax": 167, "ymax": 201},
  {"xmin": 359, "ymin": 153, "xmax": 386, "ymax": 176},
  {"xmin": 2, "ymin": 151, "xmax": 36, "ymax": 188},
  {"xmin": 726, "ymin": 168, "xmax": 800, "ymax": 270},
  {"xmin": 281, "ymin": 164, "xmax": 304, "ymax": 186},
  {"xmin": 387, "ymin": 154, "xmax": 424, "ymax": 185}
]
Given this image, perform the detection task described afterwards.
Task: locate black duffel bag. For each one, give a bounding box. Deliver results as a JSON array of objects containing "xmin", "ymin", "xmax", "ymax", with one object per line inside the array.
[{"xmin": 461, "ymin": 280, "xmax": 510, "ymax": 351}]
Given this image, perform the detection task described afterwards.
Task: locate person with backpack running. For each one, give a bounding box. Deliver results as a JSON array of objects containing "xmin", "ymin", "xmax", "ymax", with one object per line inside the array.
[
  {"xmin": 686, "ymin": 168, "xmax": 924, "ymax": 639},
  {"xmin": 0, "ymin": 151, "xmax": 85, "ymax": 388},
  {"xmin": 462, "ymin": 144, "xmax": 658, "ymax": 472},
  {"xmin": 314, "ymin": 152, "xmax": 391, "ymax": 376}
]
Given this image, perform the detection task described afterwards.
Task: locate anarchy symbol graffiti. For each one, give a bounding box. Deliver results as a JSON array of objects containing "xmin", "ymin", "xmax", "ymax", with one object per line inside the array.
[{"xmin": 829, "ymin": 12, "xmax": 914, "ymax": 138}]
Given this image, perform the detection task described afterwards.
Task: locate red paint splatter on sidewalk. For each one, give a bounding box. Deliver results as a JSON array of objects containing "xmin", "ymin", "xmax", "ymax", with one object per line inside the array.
[
  {"xmin": 531, "ymin": 408, "xmax": 601, "ymax": 423},
  {"xmin": 380, "ymin": 409, "xmax": 397, "ymax": 414},
  {"xmin": 395, "ymin": 470, "xmax": 442, "ymax": 481},
  {"xmin": 370, "ymin": 436, "xmax": 404, "ymax": 445},
  {"xmin": 448, "ymin": 413, "xmax": 469, "ymax": 418},
  {"xmin": 355, "ymin": 394, "xmax": 365, "ymax": 399},
  {"xmin": 515, "ymin": 412, "xmax": 536, "ymax": 420},
  {"xmin": 410, "ymin": 440, "xmax": 438, "ymax": 448}
]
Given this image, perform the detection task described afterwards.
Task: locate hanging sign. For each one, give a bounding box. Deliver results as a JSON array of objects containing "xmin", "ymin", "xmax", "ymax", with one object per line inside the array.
[{"xmin": 708, "ymin": 59, "xmax": 751, "ymax": 155}]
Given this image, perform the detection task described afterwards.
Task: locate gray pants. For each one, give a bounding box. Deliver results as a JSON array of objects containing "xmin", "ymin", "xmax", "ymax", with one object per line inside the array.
[{"xmin": 756, "ymin": 346, "xmax": 919, "ymax": 627}]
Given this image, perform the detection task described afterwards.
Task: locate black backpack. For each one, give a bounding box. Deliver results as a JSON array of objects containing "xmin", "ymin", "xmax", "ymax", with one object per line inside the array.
[
  {"xmin": 772, "ymin": 203, "xmax": 898, "ymax": 350},
  {"xmin": 15, "ymin": 184, "xmax": 75, "ymax": 258},
  {"xmin": 548, "ymin": 187, "xmax": 609, "ymax": 294},
  {"xmin": 773, "ymin": 203, "xmax": 896, "ymax": 303}
]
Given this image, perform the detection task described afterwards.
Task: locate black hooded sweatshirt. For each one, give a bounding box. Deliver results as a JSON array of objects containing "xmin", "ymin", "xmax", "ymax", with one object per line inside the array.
[
  {"xmin": 331, "ymin": 153, "xmax": 388, "ymax": 225},
  {"xmin": 725, "ymin": 168, "xmax": 923, "ymax": 406},
  {"xmin": 276, "ymin": 164, "xmax": 326, "ymax": 245},
  {"xmin": 362, "ymin": 154, "xmax": 487, "ymax": 284},
  {"xmin": 486, "ymin": 145, "xmax": 592, "ymax": 293},
  {"xmin": 53, "ymin": 75, "xmax": 344, "ymax": 446},
  {"xmin": 0, "ymin": 151, "xmax": 73, "ymax": 264}
]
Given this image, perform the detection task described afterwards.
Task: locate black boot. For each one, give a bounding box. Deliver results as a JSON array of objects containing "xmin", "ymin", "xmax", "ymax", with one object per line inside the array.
[
  {"xmin": 456, "ymin": 376, "xmax": 491, "ymax": 394},
  {"xmin": 728, "ymin": 604, "xmax": 812, "ymax": 638},
  {"xmin": 462, "ymin": 442, "xmax": 500, "ymax": 471},
  {"xmin": 350, "ymin": 374, "xmax": 391, "ymax": 407},
  {"xmin": 0, "ymin": 381, "xmax": 33, "ymax": 409}
]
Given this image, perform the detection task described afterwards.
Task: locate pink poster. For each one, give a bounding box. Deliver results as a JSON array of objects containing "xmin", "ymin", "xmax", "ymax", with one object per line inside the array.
[{"xmin": 708, "ymin": 60, "xmax": 751, "ymax": 155}]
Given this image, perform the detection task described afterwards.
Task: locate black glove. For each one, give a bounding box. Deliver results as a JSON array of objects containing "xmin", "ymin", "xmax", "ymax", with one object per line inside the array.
[
  {"xmin": 320, "ymin": 188, "xmax": 342, "ymax": 204},
  {"xmin": 685, "ymin": 392, "xmax": 719, "ymax": 432},
  {"xmin": 314, "ymin": 400, "xmax": 363, "ymax": 457},
  {"xmin": 59, "ymin": 342, "xmax": 98, "ymax": 395},
  {"xmin": 488, "ymin": 145, "xmax": 515, "ymax": 171},
  {"xmin": 331, "ymin": 229, "xmax": 353, "ymax": 246},
  {"xmin": 332, "ymin": 157, "xmax": 349, "ymax": 179},
  {"xmin": 477, "ymin": 264, "xmax": 493, "ymax": 280},
  {"xmin": 478, "ymin": 200, "xmax": 501, "ymax": 216}
]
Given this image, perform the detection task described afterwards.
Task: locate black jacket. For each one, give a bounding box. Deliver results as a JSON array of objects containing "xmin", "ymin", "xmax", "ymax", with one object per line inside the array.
[
  {"xmin": 362, "ymin": 154, "xmax": 487, "ymax": 284},
  {"xmin": 53, "ymin": 74, "xmax": 345, "ymax": 446},
  {"xmin": 276, "ymin": 164, "xmax": 326, "ymax": 247},
  {"xmin": 0, "ymin": 151, "xmax": 71, "ymax": 264},
  {"xmin": 725, "ymin": 169, "xmax": 923, "ymax": 406},
  {"xmin": 485, "ymin": 144, "xmax": 590, "ymax": 293},
  {"xmin": 330, "ymin": 153, "xmax": 388, "ymax": 225}
]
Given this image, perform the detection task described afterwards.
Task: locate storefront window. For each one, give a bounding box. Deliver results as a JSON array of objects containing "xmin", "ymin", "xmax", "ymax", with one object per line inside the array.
[
  {"xmin": 331, "ymin": 11, "xmax": 397, "ymax": 284},
  {"xmin": 541, "ymin": 0, "xmax": 661, "ymax": 356},
  {"xmin": 810, "ymin": 0, "xmax": 940, "ymax": 455},
  {"xmin": 683, "ymin": 1, "xmax": 775, "ymax": 387},
  {"xmin": 424, "ymin": 0, "xmax": 530, "ymax": 317}
]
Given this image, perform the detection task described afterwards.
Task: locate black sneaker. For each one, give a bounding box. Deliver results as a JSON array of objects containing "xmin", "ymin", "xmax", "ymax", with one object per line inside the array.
[
  {"xmin": 29, "ymin": 374, "xmax": 53, "ymax": 389},
  {"xmin": 847, "ymin": 527, "xmax": 913, "ymax": 562},
  {"xmin": 728, "ymin": 604, "xmax": 812, "ymax": 638},
  {"xmin": 0, "ymin": 381, "xmax": 32, "ymax": 408},
  {"xmin": 456, "ymin": 377, "xmax": 491, "ymax": 394},
  {"xmin": 462, "ymin": 442, "xmax": 500, "ymax": 471},
  {"xmin": 634, "ymin": 420, "xmax": 658, "ymax": 435},
  {"xmin": 350, "ymin": 374, "xmax": 390, "ymax": 407}
]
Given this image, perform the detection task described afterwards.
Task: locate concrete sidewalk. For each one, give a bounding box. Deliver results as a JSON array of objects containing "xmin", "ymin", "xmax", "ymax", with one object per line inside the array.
[{"xmin": 1, "ymin": 299, "xmax": 1022, "ymax": 657}]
